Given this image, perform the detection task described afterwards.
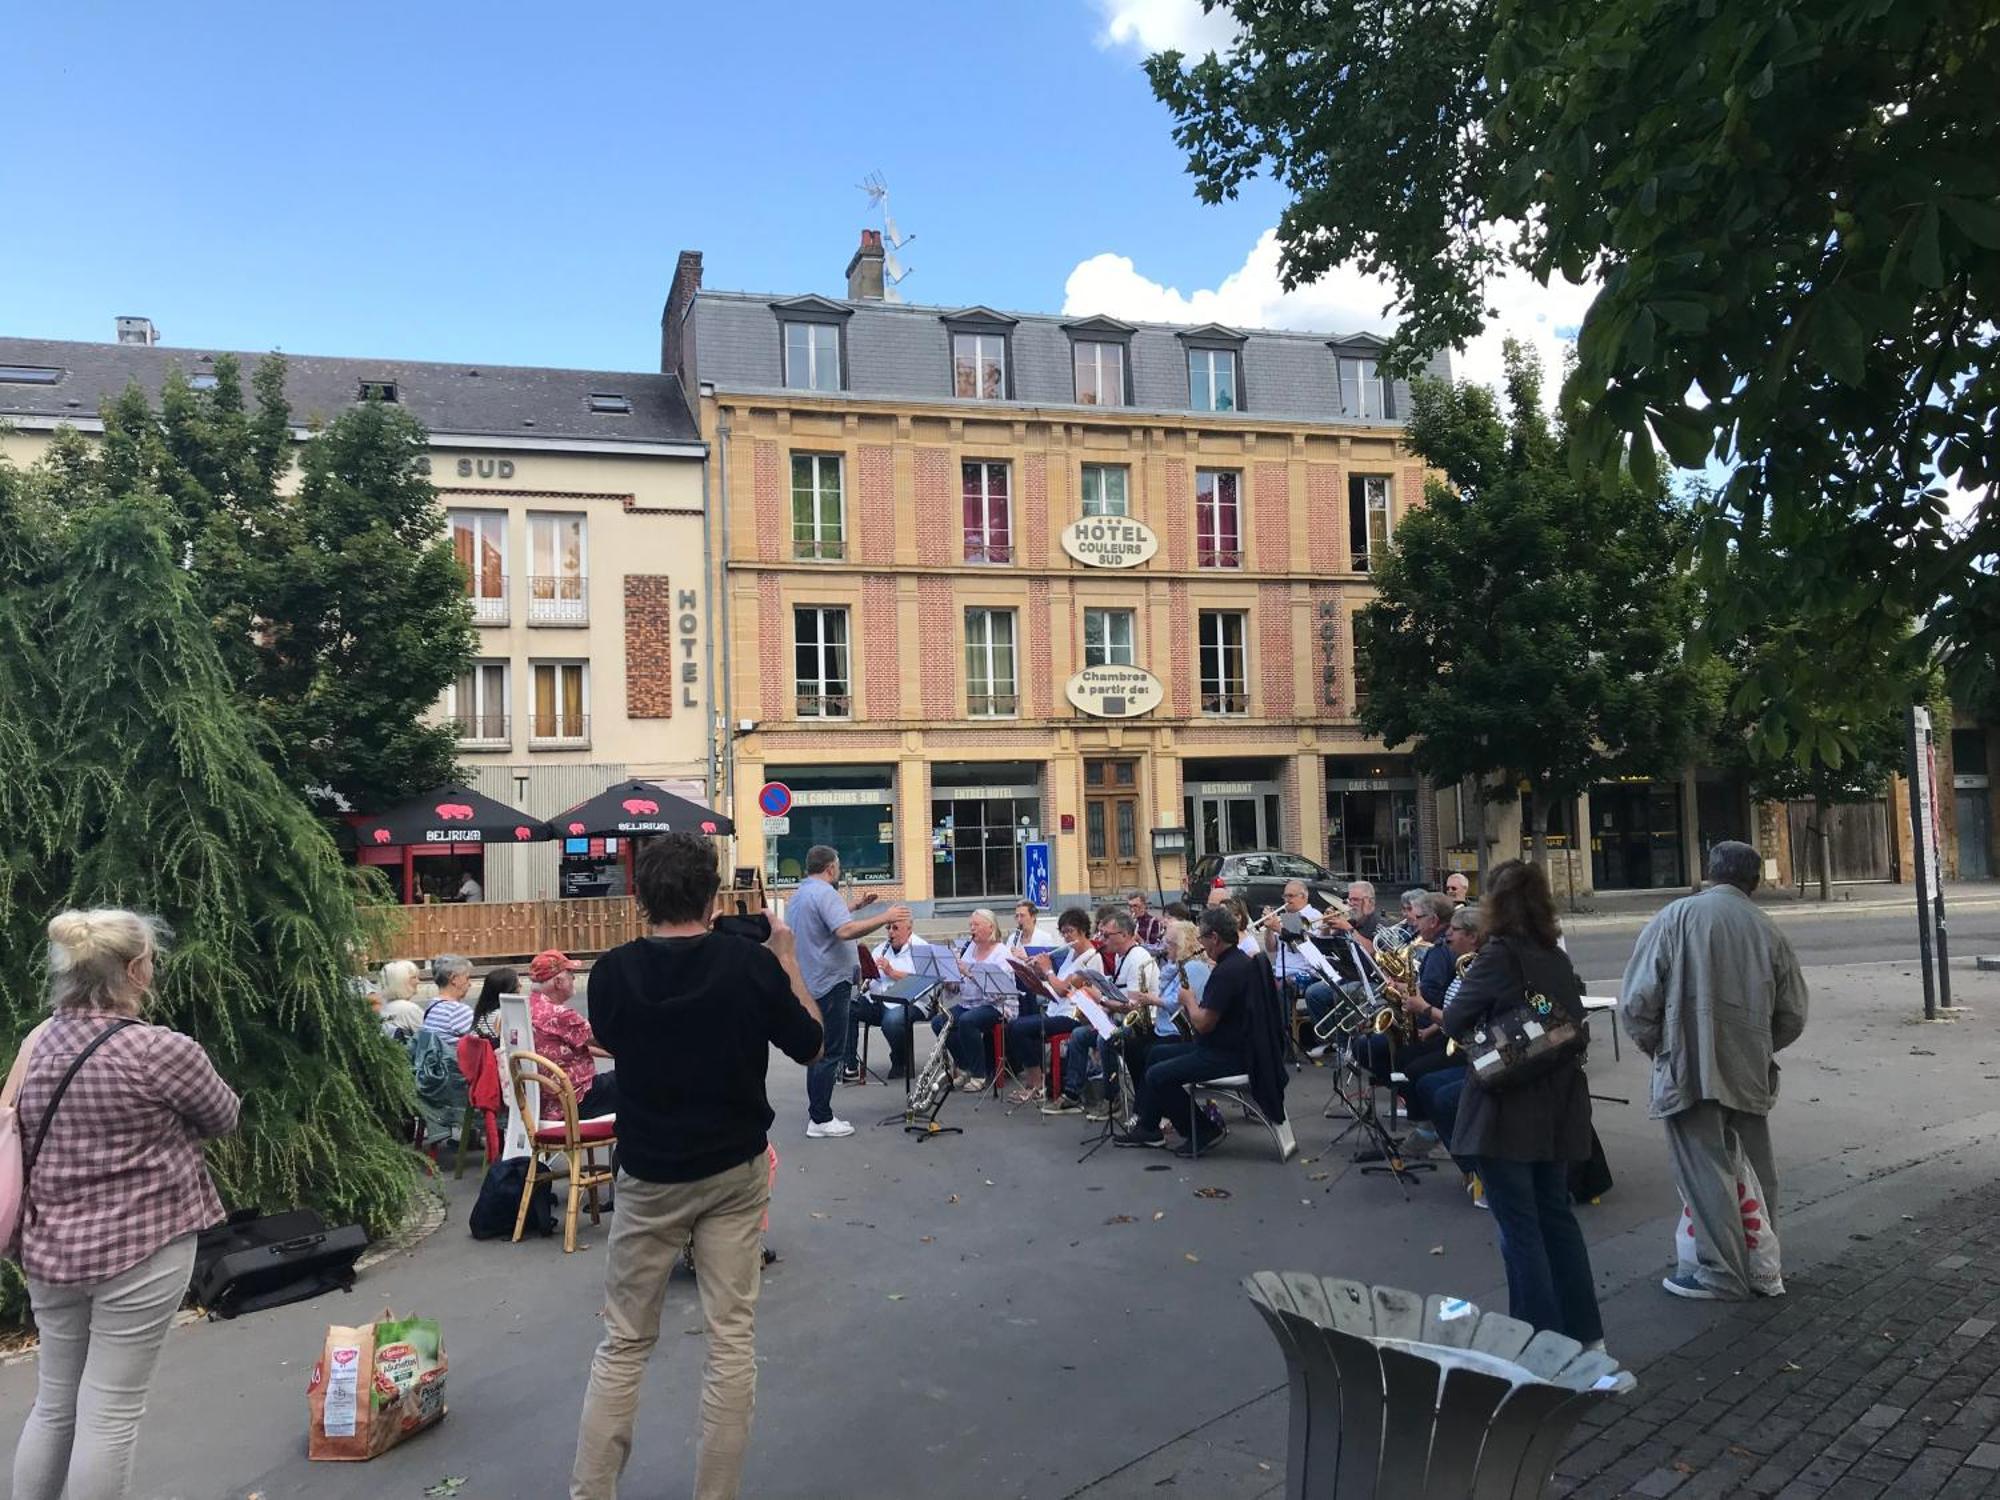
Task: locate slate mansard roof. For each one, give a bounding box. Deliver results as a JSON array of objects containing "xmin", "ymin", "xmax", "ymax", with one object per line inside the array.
[
  {"xmin": 690, "ymin": 290, "xmax": 1449, "ymax": 427},
  {"xmin": 0, "ymin": 337, "xmax": 702, "ymax": 450}
]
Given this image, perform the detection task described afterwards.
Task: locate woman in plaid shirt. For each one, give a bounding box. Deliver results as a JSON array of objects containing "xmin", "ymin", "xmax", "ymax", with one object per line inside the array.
[{"xmin": 10, "ymin": 908, "xmax": 239, "ymax": 1500}]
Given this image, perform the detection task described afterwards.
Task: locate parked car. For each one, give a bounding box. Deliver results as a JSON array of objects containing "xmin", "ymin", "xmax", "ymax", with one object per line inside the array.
[{"xmin": 1183, "ymin": 851, "xmax": 1348, "ymax": 920}]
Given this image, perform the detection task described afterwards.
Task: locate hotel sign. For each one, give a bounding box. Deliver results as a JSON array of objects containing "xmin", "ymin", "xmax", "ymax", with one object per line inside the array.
[
  {"xmin": 1061, "ymin": 516, "xmax": 1158, "ymax": 569},
  {"xmin": 1065, "ymin": 664, "xmax": 1165, "ymax": 719}
]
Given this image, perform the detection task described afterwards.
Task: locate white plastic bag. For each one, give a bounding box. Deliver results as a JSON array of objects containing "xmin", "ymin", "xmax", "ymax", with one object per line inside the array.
[{"xmin": 1674, "ymin": 1159, "xmax": 1783, "ymax": 1294}]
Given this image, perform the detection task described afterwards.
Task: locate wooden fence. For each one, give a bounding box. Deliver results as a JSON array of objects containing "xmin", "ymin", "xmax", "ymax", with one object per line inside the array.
[{"xmin": 361, "ymin": 886, "xmax": 766, "ymax": 965}]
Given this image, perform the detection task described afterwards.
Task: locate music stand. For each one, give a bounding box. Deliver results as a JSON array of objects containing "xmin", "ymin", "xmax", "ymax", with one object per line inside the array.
[{"xmin": 871, "ymin": 975, "xmax": 956, "ymax": 1134}]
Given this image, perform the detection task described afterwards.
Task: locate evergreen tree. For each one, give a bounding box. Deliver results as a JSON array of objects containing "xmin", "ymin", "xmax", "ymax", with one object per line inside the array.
[
  {"xmin": 1355, "ymin": 344, "xmax": 1711, "ymax": 876},
  {"xmin": 0, "ymin": 442, "xmax": 416, "ymax": 1322}
]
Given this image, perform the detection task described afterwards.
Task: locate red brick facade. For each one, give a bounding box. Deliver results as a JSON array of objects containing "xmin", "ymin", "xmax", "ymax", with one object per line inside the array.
[
  {"xmin": 1028, "ymin": 579, "xmax": 1053, "ymax": 718},
  {"xmin": 1307, "ymin": 463, "xmax": 1343, "ymax": 575},
  {"xmin": 752, "ymin": 439, "xmax": 785, "ymax": 563},
  {"xmin": 757, "ymin": 573, "xmax": 784, "ymax": 720},
  {"xmin": 1168, "ymin": 581, "xmax": 1193, "ymax": 717},
  {"xmin": 861, "ymin": 576, "xmax": 900, "ymax": 719},
  {"xmin": 856, "ymin": 444, "xmax": 895, "ymax": 565},
  {"xmin": 1021, "ymin": 454, "xmax": 1049, "ymax": 567},
  {"xmin": 623, "ymin": 575, "xmax": 676, "ymax": 719},
  {"xmin": 1253, "ymin": 462, "xmax": 1289, "ymax": 575},
  {"xmin": 918, "ymin": 576, "xmax": 955, "ymax": 719},
  {"xmin": 1258, "ymin": 581, "xmax": 1296, "ymax": 719},
  {"xmin": 1163, "ymin": 458, "xmax": 1190, "ymax": 570},
  {"xmin": 915, "ymin": 448, "xmax": 952, "ymax": 568}
]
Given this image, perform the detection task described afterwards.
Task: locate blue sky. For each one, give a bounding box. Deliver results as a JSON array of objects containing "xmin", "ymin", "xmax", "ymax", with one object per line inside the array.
[{"xmin": 2, "ymin": 1, "xmax": 1302, "ymax": 373}]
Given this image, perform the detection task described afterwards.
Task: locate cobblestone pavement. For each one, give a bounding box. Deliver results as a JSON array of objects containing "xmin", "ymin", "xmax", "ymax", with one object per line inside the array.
[{"xmin": 1554, "ymin": 1186, "xmax": 2000, "ymax": 1500}]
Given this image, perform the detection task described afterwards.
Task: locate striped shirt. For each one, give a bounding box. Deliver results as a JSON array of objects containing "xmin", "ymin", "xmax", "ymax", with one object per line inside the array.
[{"xmin": 422, "ymin": 998, "xmax": 475, "ymax": 1038}]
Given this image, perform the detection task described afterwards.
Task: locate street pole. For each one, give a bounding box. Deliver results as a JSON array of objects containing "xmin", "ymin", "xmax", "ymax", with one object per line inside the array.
[
  {"xmin": 1927, "ymin": 718, "xmax": 1953, "ymax": 1011},
  {"xmin": 1907, "ymin": 706, "xmax": 1938, "ymax": 1021}
]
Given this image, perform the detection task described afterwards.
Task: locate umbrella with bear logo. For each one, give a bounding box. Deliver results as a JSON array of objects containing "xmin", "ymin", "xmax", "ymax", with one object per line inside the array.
[
  {"xmin": 353, "ymin": 783, "xmax": 553, "ymax": 848},
  {"xmin": 551, "ymin": 779, "xmax": 735, "ymax": 839}
]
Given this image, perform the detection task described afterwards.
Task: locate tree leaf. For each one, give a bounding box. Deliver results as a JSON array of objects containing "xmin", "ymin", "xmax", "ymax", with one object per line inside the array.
[
  {"xmin": 1941, "ymin": 196, "xmax": 2000, "ymax": 250},
  {"xmin": 1911, "ymin": 204, "xmax": 1944, "ymax": 289}
]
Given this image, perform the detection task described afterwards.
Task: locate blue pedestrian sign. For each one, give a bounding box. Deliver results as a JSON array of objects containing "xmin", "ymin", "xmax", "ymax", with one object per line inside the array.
[{"xmin": 1023, "ymin": 841, "xmax": 1051, "ymax": 909}]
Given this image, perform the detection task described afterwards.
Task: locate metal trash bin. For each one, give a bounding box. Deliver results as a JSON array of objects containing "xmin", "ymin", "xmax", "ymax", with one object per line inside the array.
[{"xmin": 1246, "ymin": 1273, "xmax": 1636, "ymax": 1499}]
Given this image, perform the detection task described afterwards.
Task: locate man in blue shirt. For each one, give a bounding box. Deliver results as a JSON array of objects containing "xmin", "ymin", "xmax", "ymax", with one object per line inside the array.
[{"xmin": 787, "ymin": 844, "xmax": 908, "ymax": 1138}]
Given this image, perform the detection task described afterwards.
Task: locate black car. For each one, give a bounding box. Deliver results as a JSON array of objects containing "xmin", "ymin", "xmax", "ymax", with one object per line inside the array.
[{"xmin": 1183, "ymin": 851, "xmax": 1348, "ymax": 920}]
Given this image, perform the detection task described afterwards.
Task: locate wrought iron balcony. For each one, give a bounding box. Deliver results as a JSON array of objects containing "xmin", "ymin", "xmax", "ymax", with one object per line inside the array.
[
  {"xmin": 967, "ymin": 691, "xmax": 1019, "ymax": 717},
  {"xmin": 795, "ymin": 690, "xmax": 852, "ymax": 719},
  {"xmin": 527, "ymin": 575, "xmax": 588, "ymax": 625},
  {"xmin": 467, "ymin": 580, "xmax": 508, "ymax": 625},
  {"xmin": 453, "ymin": 712, "xmax": 510, "ymax": 746},
  {"xmin": 528, "ymin": 713, "xmax": 591, "ymax": 747},
  {"xmin": 1200, "ymin": 689, "xmax": 1249, "ymax": 716}
]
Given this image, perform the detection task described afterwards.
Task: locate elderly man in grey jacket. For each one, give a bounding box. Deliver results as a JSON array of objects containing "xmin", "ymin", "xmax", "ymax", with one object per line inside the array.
[{"xmin": 1620, "ymin": 841, "xmax": 1808, "ymax": 1300}]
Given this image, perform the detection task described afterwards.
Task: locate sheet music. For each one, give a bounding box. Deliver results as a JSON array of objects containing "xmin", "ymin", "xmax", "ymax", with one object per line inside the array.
[
  {"xmin": 911, "ymin": 943, "xmax": 959, "ymax": 978},
  {"xmin": 960, "ymin": 962, "xmax": 1016, "ymax": 1000},
  {"xmin": 1073, "ymin": 991, "xmax": 1116, "ymax": 1039},
  {"xmin": 1280, "ymin": 937, "xmax": 1339, "ymax": 984},
  {"xmin": 1074, "ymin": 968, "xmax": 1127, "ymax": 1006}
]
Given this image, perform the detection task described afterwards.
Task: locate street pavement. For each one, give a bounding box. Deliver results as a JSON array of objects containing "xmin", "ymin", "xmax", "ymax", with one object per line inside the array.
[{"xmin": 1, "ymin": 906, "xmax": 1997, "ymax": 1499}]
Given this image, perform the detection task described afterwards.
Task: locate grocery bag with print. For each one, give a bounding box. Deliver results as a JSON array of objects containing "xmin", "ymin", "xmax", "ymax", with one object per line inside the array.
[
  {"xmin": 307, "ymin": 1312, "xmax": 449, "ymax": 1460},
  {"xmin": 1673, "ymin": 1161, "xmax": 1784, "ymax": 1295}
]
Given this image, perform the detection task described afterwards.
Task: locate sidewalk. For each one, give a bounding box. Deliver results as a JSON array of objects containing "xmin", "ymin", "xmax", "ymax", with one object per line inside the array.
[
  {"xmin": 1561, "ymin": 879, "xmax": 2000, "ymax": 929},
  {"xmin": 1553, "ymin": 1185, "xmax": 2000, "ymax": 1499}
]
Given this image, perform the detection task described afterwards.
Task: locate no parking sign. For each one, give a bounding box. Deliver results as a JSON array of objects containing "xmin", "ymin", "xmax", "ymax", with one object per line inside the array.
[{"xmin": 757, "ymin": 782, "xmax": 792, "ymax": 818}]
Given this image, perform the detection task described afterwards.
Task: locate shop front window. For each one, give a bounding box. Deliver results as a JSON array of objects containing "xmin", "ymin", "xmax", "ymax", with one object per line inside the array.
[
  {"xmin": 763, "ymin": 765, "xmax": 896, "ymax": 885},
  {"xmin": 931, "ymin": 762, "xmax": 1041, "ymax": 901}
]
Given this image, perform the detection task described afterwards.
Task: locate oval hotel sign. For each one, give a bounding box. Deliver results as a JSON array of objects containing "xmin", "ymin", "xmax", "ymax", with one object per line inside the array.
[
  {"xmin": 1061, "ymin": 516, "xmax": 1158, "ymax": 569},
  {"xmin": 1066, "ymin": 664, "xmax": 1166, "ymax": 719}
]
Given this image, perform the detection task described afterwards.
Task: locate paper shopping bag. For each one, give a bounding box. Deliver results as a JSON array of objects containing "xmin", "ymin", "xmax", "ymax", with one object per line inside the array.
[{"xmin": 307, "ymin": 1312, "xmax": 448, "ymax": 1460}]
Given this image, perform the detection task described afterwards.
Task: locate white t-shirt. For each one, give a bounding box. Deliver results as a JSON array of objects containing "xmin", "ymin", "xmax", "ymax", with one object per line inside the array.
[
  {"xmin": 1008, "ymin": 925, "xmax": 1051, "ymax": 955},
  {"xmin": 872, "ymin": 937, "xmax": 917, "ymax": 977},
  {"xmin": 1108, "ymin": 944, "xmax": 1161, "ymax": 1004},
  {"xmin": 457, "ymin": 875, "xmax": 483, "ymax": 902},
  {"xmin": 1047, "ymin": 943, "xmax": 1105, "ymax": 1018}
]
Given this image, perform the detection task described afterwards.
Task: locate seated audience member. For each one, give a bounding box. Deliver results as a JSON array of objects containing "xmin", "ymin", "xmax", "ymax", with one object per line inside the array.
[
  {"xmin": 1118, "ymin": 906, "xmax": 1257, "ymax": 1156},
  {"xmin": 527, "ymin": 949, "xmax": 618, "ymax": 1120},
  {"xmin": 848, "ymin": 915, "xmax": 919, "ymax": 1078},
  {"xmin": 1005, "ymin": 907, "xmax": 1102, "ymax": 1102},
  {"xmin": 421, "ymin": 955, "xmax": 476, "ymax": 1037},
  {"xmin": 470, "ymin": 965, "xmax": 517, "ymax": 1043},
  {"xmin": 377, "ymin": 958, "xmax": 424, "ymax": 1037}
]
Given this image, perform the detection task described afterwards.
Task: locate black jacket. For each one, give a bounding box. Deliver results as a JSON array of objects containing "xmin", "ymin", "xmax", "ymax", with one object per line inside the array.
[
  {"xmin": 1241, "ymin": 953, "xmax": 1290, "ymax": 1124},
  {"xmin": 1441, "ymin": 935, "xmax": 1592, "ymax": 1163}
]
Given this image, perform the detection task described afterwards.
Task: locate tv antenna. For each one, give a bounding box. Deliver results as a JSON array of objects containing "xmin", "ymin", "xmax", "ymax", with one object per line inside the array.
[{"xmin": 858, "ymin": 171, "xmax": 915, "ymax": 302}]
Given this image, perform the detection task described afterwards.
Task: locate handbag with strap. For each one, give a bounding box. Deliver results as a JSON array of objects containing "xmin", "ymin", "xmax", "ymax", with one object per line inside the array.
[
  {"xmin": 2, "ymin": 1017, "xmax": 139, "ymax": 1248},
  {"xmin": 1457, "ymin": 941, "xmax": 1588, "ymax": 1092}
]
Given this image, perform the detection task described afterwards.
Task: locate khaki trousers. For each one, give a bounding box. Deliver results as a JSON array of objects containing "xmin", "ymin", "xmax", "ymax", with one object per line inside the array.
[{"xmin": 571, "ymin": 1155, "xmax": 770, "ymax": 1500}]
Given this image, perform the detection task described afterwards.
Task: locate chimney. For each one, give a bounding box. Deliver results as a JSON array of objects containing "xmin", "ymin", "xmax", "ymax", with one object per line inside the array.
[
  {"xmin": 846, "ymin": 230, "xmax": 885, "ymax": 301},
  {"xmin": 116, "ymin": 315, "xmax": 158, "ymax": 347},
  {"xmin": 660, "ymin": 248, "xmax": 703, "ymax": 380}
]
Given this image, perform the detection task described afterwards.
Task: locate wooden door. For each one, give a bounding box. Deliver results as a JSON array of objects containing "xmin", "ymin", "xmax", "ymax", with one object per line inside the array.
[{"xmin": 1085, "ymin": 759, "xmax": 1143, "ymax": 898}]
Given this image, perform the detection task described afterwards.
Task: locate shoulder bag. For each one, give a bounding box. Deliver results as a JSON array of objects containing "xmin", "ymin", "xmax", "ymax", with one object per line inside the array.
[
  {"xmin": 4, "ymin": 1018, "xmax": 139, "ymax": 1244},
  {"xmin": 1456, "ymin": 943, "xmax": 1588, "ymax": 1092}
]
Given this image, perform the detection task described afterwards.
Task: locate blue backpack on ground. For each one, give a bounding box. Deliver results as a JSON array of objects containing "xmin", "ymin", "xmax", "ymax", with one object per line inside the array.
[{"xmin": 469, "ymin": 1157, "xmax": 553, "ymax": 1240}]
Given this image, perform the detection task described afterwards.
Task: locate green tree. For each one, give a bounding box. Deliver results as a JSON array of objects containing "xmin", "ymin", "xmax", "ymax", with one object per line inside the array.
[
  {"xmin": 1145, "ymin": 0, "xmax": 1998, "ymax": 749},
  {"xmin": 0, "ymin": 436, "xmax": 417, "ymax": 1322},
  {"xmin": 1355, "ymin": 344, "xmax": 1711, "ymax": 879},
  {"xmin": 147, "ymin": 356, "xmax": 473, "ymax": 815}
]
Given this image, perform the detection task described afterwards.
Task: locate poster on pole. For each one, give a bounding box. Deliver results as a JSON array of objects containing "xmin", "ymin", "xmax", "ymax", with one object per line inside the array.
[
  {"xmin": 1911, "ymin": 708, "xmax": 1942, "ymax": 896},
  {"xmin": 1023, "ymin": 841, "xmax": 1051, "ymax": 910}
]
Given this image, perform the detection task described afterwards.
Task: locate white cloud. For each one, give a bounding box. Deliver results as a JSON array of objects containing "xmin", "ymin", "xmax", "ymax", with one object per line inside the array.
[
  {"xmin": 1094, "ymin": 0, "xmax": 1238, "ymax": 55},
  {"xmin": 1061, "ymin": 227, "xmax": 1596, "ymax": 402}
]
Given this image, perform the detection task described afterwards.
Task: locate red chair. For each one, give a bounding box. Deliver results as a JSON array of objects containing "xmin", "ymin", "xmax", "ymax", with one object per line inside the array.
[{"xmin": 505, "ymin": 1049, "xmax": 616, "ymax": 1254}]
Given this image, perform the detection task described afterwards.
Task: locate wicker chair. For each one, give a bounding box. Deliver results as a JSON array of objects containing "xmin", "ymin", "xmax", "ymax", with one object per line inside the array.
[{"xmin": 505, "ymin": 1049, "xmax": 616, "ymax": 1254}]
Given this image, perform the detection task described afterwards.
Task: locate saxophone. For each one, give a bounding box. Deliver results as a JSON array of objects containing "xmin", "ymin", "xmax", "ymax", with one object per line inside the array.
[
  {"xmin": 1370, "ymin": 939, "xmax": 1433, "ymax": 1040},
  {"xmin": 907, "ymin": 1009, "xmax": 957, "ymax": 1118}
]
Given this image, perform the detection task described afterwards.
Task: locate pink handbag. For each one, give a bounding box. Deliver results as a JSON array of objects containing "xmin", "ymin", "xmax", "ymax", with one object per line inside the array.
[{"xmin": 0, "ymin": 1021, "xmax": 52, "ymax": 1251}]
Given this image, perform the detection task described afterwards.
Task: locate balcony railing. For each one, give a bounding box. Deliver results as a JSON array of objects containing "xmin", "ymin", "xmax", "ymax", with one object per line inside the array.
[
  {"xmin": 967, "ymin": 691, "xmax": 1019, "ymax": 717},
  {"xmin": 964, "ymin": 537, "xmax": 1013, "ymax": 564},
  {"xmin": 528, "ymin": 713, "xmax": 591, "ymax": 747},
  {"xmin": 1352, "ymin": 550, "xmax": 1374, "ymax": 573},
  {"xmin": 1197, "ymin": 546, "xmax": 1243, "ymax": 569},
  {"xmin": 795, "ymin": 690, "xmax": 851, "ymax": 719},
  {"xmin": 528, "ymin": 575, "xmax": 587, "ymax": 625},
  {"xmin": 467, "ymin": 580, "xmax": 508, "ymax": 625},
  {"xmin": 793, "ymin": 534, "xmax": 846, "ymax": 561},
  {"xmin": 1200, "ymin": 688, "xmax": 1249, "ymax": 716},
  {"xmin": 453, "ymin": 712, "xmax": 510, "ymax": 746}
]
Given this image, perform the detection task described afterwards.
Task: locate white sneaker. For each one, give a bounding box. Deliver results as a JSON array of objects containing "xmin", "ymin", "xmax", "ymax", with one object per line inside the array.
[{"xmin": 806, "ymin": 1117, "xmax": 855, "ymax": 1139}]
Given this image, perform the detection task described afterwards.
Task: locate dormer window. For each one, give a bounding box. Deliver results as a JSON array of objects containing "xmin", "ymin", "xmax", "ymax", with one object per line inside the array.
[
  {"xmin": 358, "ymin": 379, "xmax": 399, "ymax": 403},
  {"xmin": 772, "ymin": 296, "xmax": 852, "ymax": 393},
  {"xmin": 1179, "ymin": 325, "xmax": 1248, "ymax": 413},
  {"xmin": 589, "ymin": 392, "xmax": 633, "ymax": 414},
  {"xmin": 942, "ymin": 308, "xmax": 1018, "ymax": 401},
  {"xmin": 1063, "ymin": 315, "xmax": 1134, "ymax": 406},
  {"xmin": 190, "ymin": 373, "xmax": 219, "ymax": 392},
  {"xmin": 1338, "ymin": 356, "xmax": 1387, "ymax": 418}
]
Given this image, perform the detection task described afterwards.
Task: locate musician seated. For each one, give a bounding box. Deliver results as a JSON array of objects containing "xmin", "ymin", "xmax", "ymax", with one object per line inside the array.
[
  {"xmin": 1049, "ymin": 911, "xmax": 1160, "ymax": 1116},
  {"xmin": 929, "ymin": 908, "xmax": 1013, "ymax": 1089},
  {"xmin": 1257, "ymin": 879, "xmax": 1323, "ymax": 947},
  {"xmin": 849, "ymin": 916, "xmax": 919, "ymax": 1078},
  {"xmin": 1401, "ymin": 907, "xmax": 1481, "ymax": 1156},
  {"xmin": 1007, "ymin": 900, "xmax": 1052, "ymax": 956},
  {"xmin": 1349, "ymin": 893, "xmax": 1456, "ymax": 1086},
  {"xmin": 1117, "ymin": 906, "xmax": 1255, "ymax": 1156},
  {"xmin": 1125, "ymin": 890, "xmax": 1166, "ymax": 949},
  {"xmin": 1003, "ymin": 907, "xmax": 1101, "ymax": 1103}
]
